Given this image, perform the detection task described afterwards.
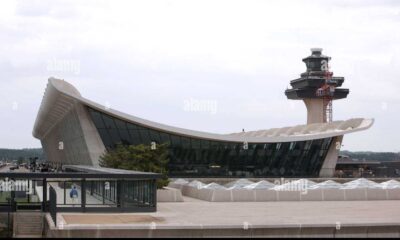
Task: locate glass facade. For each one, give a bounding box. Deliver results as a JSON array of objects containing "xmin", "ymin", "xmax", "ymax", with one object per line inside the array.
[
  {"xmin": 88, "ymin": 108, "xmax": 334, "ymax": 178},
  {"xmin": 86, "ymin": 180, "xmax": 154, "ymax": 208}
]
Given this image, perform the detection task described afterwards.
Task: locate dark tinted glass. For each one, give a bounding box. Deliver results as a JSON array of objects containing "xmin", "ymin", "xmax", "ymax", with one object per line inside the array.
[
  {"xmin": 149, "ymin": 130, "xmax": 161, "ymax": 143},
  {"xmin": 191, "ymin": 138, "xmax": 200, "ymax": 149},
  {"xmin": 170, "ymin": 135, "xmax": 181, "ymax": 146},
  {"xmin": 127, "ymin": 123, "xmax": 138, "ymax": 130},
  {"xmin": 138, "ymin": 130, "xmax": 151, "ymax": 145},
  {"xmin": 118, "ymin": 129, "xmax": 132, "ymax": 145},
  {"xmin": 129, "ymin": 129, "xmax": 142, "ymax": 145},
  {"xmin": 102, "ymin": 115, "xmax": 116, "ymax": 129},
  {"xmin": 181, "ymin": 137, "xmax": 191, "ymax": 148},
  {"xmin": 88, "ymin": 109, "xmax": 105, "ymax": 128},
  {"xmin": 160, "ymin": 133, "xmax": 171, "ymax": 144},
  {"xmin": 108, "ymin": 129, "xmax": 121, "ymax": 144},
  {"xmin": 88, "ymin": 107, "xmax": 333, "ymax": 178},
  {"xmin": 98, "ymin": 129, "xmax": 112, "ymax": 148},
  {"xmin": 114, "ymin": 119, "xmax": 127, "ymax": 129}
]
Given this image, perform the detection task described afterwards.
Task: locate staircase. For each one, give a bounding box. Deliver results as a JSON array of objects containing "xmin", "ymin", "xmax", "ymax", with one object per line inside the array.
[{"xmin": 13, "ymin": 212, "xmax": 44, "ymax": 238}]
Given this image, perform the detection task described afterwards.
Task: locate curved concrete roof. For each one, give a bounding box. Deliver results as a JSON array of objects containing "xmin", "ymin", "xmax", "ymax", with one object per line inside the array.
[{"xmin": 33, "ymin": 78, "xmax": 374, "ymax": 143}]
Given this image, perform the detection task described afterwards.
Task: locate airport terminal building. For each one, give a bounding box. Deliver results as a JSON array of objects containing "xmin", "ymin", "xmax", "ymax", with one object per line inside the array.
[{"xmin": 33, "ymin": 50, "xmax": 373, "ymax": 178}]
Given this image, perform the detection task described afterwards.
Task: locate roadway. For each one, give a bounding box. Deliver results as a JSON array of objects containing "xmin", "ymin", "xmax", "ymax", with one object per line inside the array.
[{"xmin": 0, "ymin": 164, "xmax": 30, "ymax": 173}]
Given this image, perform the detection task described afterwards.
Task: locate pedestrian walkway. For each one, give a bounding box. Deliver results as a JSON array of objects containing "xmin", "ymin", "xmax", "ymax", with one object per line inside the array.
[{"xmin": 35, "ymin": 182, "xmax": 105, "ymax": 206}]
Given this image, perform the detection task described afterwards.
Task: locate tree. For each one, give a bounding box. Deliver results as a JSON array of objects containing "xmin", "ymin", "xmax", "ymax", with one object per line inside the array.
[
  {"xmin": 17, "ymin": 156, "xmax": 24, "ymax": 165},
  {"xmin": 99, "ymin": 143, "xmax": 170, "ymax": 188}
]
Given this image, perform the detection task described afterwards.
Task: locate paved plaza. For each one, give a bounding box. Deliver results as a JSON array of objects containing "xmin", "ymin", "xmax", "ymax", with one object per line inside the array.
[{"xmin": 59, "ymin": 198, "xmax": 400, "ymax": 228}]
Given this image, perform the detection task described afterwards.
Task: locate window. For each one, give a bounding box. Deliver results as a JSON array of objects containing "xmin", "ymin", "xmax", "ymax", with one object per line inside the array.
[
  {"xmin": 170, "ymin": 135, "xmax": 181, "ymax": 146},
  {"xmin": 201, "ymin": 140, "xmax": 210, "ymax": 149},
  {"xmin": 148, "ymin": 129, "xmax": 161, "ymax": 143},
  {"xmin": 210, "ymin": 141, "xmax": 220, "ymax": 149},
  {"xmin": 289, "ymin": 142, "xmax": 296, "ymax": 150},
  {"xmin": 89, "ymin": 110, "xmax": 105, "ymax": 128},
  {"xmin": 304, "ymin": 141, "xmax": 313, "ymax": 150},
  {"xmin": 138, "ymin": 130, "xmax": 151, "ymax": 145},
  {"xmin": 129, "ymin": 129, "xmax": 142, "ymax": 145},
  {"xmin": 127, "ymin": 123, "xmax": 138, "ymax": 130},
  {"xmin": 87, "ymin": 107, "xmax": 332, "ymax": 178},
  {"xmin": 102, "ymin": 115, "xmax": 116, "ymax": 129},
  {"xmin": 98, "ymin": 129, "xmax": 112, "ymax": 148},
  {"xmin": 118, "ymin": 129, "xmax": 132, "ymax": 145},
  {"xmin": 191, "ymin": 138, "xmax": 201, "ymax": 149},
  {"xmin": 160, "ymin": 133, "xmax": 171, "ymax": 145},
  {"xmin": 114, "ymin": 119, "xmax": 127, "ymax": 129},
  {"xmin": 321, "ymin": 138, "xmax": 332, "ymax": 150},
  {"xmin": 181, "ymin": 137, "xmax": 191, "ymax": 148},
  {"xmin": 108, "ymin": 129, "xmax": 121, "ymax": 145}
]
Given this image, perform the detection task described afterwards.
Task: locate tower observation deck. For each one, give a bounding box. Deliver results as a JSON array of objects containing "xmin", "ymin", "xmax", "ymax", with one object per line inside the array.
[{"xmin": 285, "ymin": 48, "xmax": 349, "ymax": 124}]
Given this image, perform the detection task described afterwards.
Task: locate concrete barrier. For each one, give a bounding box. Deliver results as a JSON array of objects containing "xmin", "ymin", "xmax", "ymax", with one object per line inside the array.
[
  {"xmin": 168, "ymin": 182, "xmax": 185, "ymax": 190},
  {"xmin": 179, "ymin": 183, "xmax": 395, "ymax": 202},
  {"xmin": 387, "ymin": 189, "xmax": 400, "ymax": 200},
  {"xmin": 197, "ymin": 188, "xmax": 214, "ymax": 201},
  {"xmin": 344, "ymin": 189, "xmax": 367, "ymax": 201},
  {"xmin": 300, "ymin": 189, "xmax": 323, "ymax": 201},
  {"xmin": 157, "ymin": 187, "xmax": 184, "ymax": 202},
  {"xmin": 277, "ymin": 190, "xmax": 301, "ymax": 201},
  {"xmin": 211, "ymin": 189, "xmax": 233, "ymax": 202},
  {"xmin": 254, "ymin": 189, "xmax": 278, "ymax": 202},
  {"xmin": 180, "ymin": 185, "xmax": 190, "ymax": 196},
  {"xmin": 181, "ymin": 185, "xmax": 200, "ymax": 198},
  {"xmin": 366, "ymin": 189, "xmax": 388, "ymax": 201},
  {"xmin": 231, "ymin": 189, "xmax": 255, "ymax": 202},
  {"xmin": 322, "ymin": 189, "xmax": 345, "ymax": 201}
]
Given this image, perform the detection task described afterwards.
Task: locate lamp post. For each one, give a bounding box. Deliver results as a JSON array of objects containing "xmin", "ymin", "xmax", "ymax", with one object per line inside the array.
[
  {"xmin": 6, "ymin": 197, "xmax": 11, "ymax": 237},
  {"xmin": 29, "ymin": 157, "xmax": 38, "ymax": 172}
]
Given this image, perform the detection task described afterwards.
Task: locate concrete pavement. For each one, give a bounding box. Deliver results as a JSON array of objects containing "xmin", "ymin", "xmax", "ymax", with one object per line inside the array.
[{"xmin": 45, "ymin": 199, "xmax": 400, "ymax": 237}]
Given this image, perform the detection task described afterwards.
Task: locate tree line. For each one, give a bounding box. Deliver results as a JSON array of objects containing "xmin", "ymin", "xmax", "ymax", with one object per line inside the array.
[
  {"xmin": 340, "ymin": 150, "xmax": 400, "ymax": 162},
  {"xmin": 0, "ymin": 148, "xmax": 45, "ymax": 161}
]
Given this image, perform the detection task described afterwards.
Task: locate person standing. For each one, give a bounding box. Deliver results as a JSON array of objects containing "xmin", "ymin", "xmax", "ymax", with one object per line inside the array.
[{"xmin": 69, "ymin": 185, "xmax": 79, "ymax": 206}]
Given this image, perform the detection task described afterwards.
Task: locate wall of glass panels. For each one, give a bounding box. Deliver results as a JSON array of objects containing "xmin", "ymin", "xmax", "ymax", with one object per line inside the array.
[
  {"xmin": 122, "ymin": 180, "xmax": 155, "ymax": 208},
  {"xmin": 45, "ymin": 179, "xmax": 155, "ymax": 210},
  {"xmin": 88, "ymin": 108, "xmax": 334, "ymax": 178},
  {"xmin": 86, "ymin": 180, "xmax": 154, "ymax": 208},
  {"xmin": 88, "ymin": 180, "xmax": 118, "ymax": 205}
]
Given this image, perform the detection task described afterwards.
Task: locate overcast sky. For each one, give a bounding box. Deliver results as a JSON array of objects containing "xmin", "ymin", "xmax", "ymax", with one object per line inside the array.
[{"xmin": 1, "ymin": 0, "xmax": 399, "ymax": 152}]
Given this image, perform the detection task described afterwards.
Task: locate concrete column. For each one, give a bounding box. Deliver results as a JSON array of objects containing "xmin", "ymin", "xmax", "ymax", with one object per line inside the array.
[
  {"xmin": 42, "ymin": 178, "xmax": 47, "ymax": 211},
  {"xmin": 303, "ymin": 99, "xmax": 326, "ymax": 124},
  {"xmin": 319, "ymin": 136, "xmax": 343, "ymax": 177},
  {"xmin": 153, "ymin": 179, "xmax": 157, "ymax": 209},
  {"xmin": 81, "ymin": 179, "xmax": 86, "ymax": 211},
  {"xmin": 117, "ymin": 180, "xmax": 123, "ymax": 208},
  {"xmin": 75, "ymin": 103, "xmax": 106, "ymax": 167}
]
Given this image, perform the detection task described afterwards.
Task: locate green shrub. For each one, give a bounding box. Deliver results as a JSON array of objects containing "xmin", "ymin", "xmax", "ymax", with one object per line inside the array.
[{"xmin": 99, "ymin": 143, "xmax": 170, "ymax": 189}]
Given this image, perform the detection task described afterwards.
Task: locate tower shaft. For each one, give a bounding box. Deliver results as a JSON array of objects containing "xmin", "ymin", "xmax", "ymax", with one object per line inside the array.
[
  {"xmin": 324, "ymin": 96, "xmax": 333, "ymax": 123},
  {"xmin": 303, "ymin": 97, "xmax": 333, "ymax": 124}
]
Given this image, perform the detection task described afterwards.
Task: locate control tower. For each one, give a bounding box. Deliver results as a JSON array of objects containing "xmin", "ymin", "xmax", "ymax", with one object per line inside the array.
[{"xmin": 285, "ymin": 48, "xmax": 349, "ymax": 124}]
